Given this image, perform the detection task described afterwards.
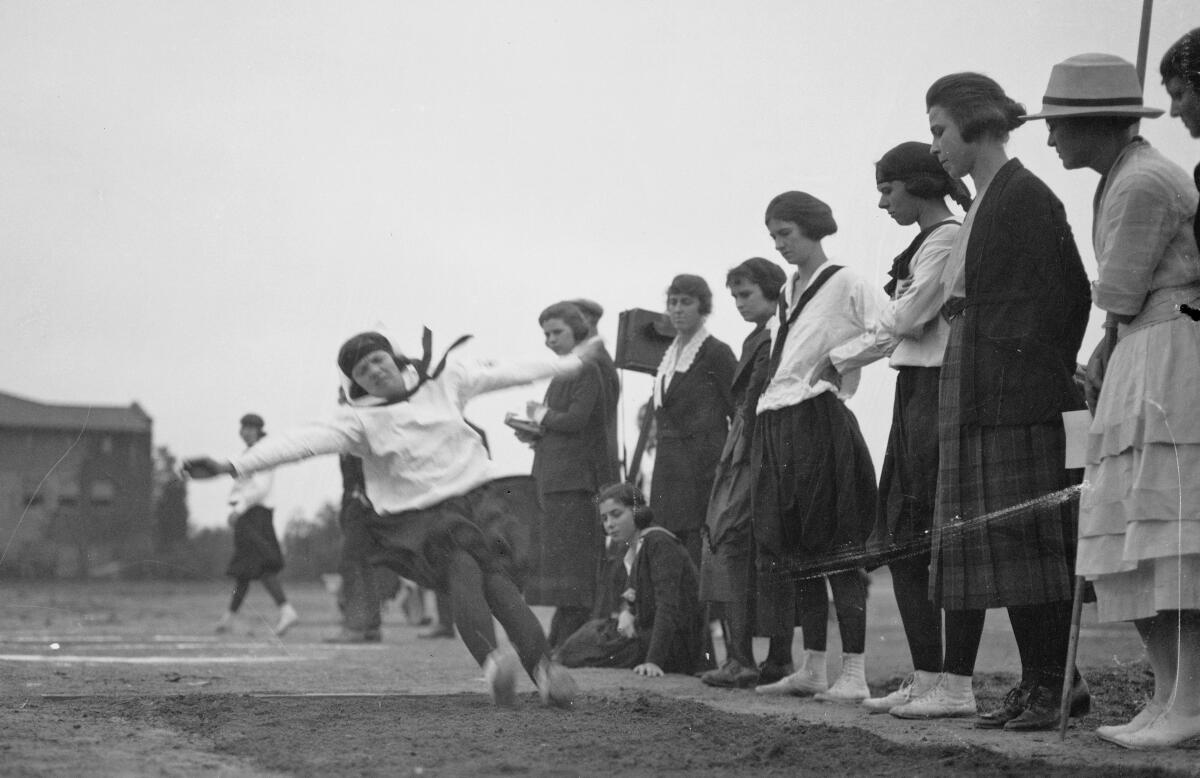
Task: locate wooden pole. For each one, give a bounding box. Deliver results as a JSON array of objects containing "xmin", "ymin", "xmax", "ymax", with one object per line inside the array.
[
  {"xmin": 1060, "ymin": 0, "xmax": 1154, "ymax": 741},
  {"xmin": 1135, "ymin": 0, "xmax": 1154, "ymax": 87}
]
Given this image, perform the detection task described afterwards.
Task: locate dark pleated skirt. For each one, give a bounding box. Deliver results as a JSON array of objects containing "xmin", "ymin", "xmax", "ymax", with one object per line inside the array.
[
  {"xmin": 864, "ymin": 366, "xmax": 941, "ymax": 570},
  {"xmin": 752, "ymin": 392, "xmax": 876, "ymax": 632},
  {"xmin": 226, "ymin": 505, "xmax": 284, "ymax": 579},
  {"xmin": 930, "ymin": 317, "xmax": 1079, "ymax": 610},
  {"xmin": 525, "ymin": 489, "xmax": 603, "ymax": 608}
]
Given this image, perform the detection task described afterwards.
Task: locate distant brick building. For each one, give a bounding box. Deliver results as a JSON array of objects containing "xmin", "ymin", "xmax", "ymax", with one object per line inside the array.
[{"xmin": 0, "ymin": 390, "xmax": 153, "ymax": 578}]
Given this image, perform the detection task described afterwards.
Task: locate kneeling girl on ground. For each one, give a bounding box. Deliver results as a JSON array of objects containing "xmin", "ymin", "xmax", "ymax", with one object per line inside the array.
[{"xmin": 554, "ymin": 483, "xmax": 708, "ymax": 677}]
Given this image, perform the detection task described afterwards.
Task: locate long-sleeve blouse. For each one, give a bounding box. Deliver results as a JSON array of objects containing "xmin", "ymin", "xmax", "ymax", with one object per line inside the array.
[
  {"xmin": 230, "ymin": 354, "xmax": 582, "ymax": 515},
  {"xmin": 228, "ymin": 450, "xmax": 273, "ymax": 516},
  {"xmin": 829, "ymin": 222, "xmax": 958, "ymax": 371},
  {"xmin": 1092, "ymin": 138, "xmax": 1200, "ymax": 317},
  {"xmin": 757, "ymin": 262, "xmax": 887, "ymax": 413}
]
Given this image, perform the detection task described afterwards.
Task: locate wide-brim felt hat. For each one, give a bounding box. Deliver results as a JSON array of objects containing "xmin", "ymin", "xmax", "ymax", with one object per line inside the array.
[{"xmin": 1023, "ymin": 52, "xmax": 1164, "ymax": 119}]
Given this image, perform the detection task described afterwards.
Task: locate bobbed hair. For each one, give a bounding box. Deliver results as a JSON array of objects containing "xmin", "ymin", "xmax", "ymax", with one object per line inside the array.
[
  {"xmin": 925, "ymin": 72, "xmax": 1026, "ymax": 143},
  {"xmin": 666, "ymin": 274, "xmax": 713, "ymax": 316},
  {"xmin": 538, "ymin": 301, "xmax": 589, "ymax": 342},
  {"xmin": 1161, "ymin": 27, "xmax": 1200, "ymax": 91},
  {"xmin": 764, "ymin": 191, "xmax": 838, "ymax": 240},
  {"xmin": 595, "ymin": 482, "xmax": 655, "ymax": 529},
  {"xmin": 725, "ymin": 257, "xmax": 787, "ymax": 302}
]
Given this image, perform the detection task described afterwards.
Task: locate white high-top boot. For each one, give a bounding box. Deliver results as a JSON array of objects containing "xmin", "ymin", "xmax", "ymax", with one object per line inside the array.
[
  {"xmin": 274, "ymin": 602, "xmax": 299, "ymax": 636},
  {"xmin": 890, "ymin": 672, "xmax": 977, "ymax": 719},
  {"xmin": 815, "ymin": 652, "xmax": 870, "ymax": 702},
  {"xmin": 862, "ymin": 669, "xmax": 939, "ymax": 713},
  {"xmin": 756, "ymin": 649, "xmax": 827, "ymax": 695}
]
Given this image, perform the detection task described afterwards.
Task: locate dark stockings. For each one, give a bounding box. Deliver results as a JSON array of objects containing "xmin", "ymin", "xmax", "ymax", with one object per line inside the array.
[{"xmin": 889, "ymin": 555, "xmax": 943, "ymax": 673}]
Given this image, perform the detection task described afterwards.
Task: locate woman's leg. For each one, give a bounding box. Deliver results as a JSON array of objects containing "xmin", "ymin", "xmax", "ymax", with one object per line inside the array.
[
  {"xmin": 827, "ymin": 569, "xmax": 867, "ymax": 655},
  {"xmin": 444, "ymin": 548, "xmax": 500, "ymax": 667},
  {"xmin": 1110, "ymin": 610, "xmax": 1200, "ymax": 747},
  {"xmin": 229, "ymin": 578, "xmax": 251, "ymax": 613},
  {"xmin": 1168, "ymin": 610, "xmax": 1200, "ymax": 717},
  {"xmin": 797, "ymin": 577, "xmax": 829, "ymax": 651},
  {"xmin": 942, "ymin": 608, "xmax": 985, "ymax": 676},
  {"xmin": 259, "ymin": 573, "xmax": 287, "ymax": 607},
  {"xmin": 889, "ymin": 555, "xmax": 942, "ymax": 673}
]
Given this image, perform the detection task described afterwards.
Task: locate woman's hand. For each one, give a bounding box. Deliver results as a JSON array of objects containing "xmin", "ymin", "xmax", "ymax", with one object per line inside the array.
[
  {"xmin": 512, "ymin": 428, "xmax": 540, "ymax": 447},
  {"xmin": 1084, "ymin": 339, "xmax": 1109, "ymax": 413},
  {"xmin": 616, "ymin": 608, "xmax": 635, "ymax": 638},
  {"xmin": 633, "ymin": 662, "xmax": 663, "ymax": 678},
  {"xmin": 809, "ymin": 356, "xmax": 841, "ymax": 388},
  {"xmin": 183, "ymin": 457, "xmax": 234, "ymax": 479}
]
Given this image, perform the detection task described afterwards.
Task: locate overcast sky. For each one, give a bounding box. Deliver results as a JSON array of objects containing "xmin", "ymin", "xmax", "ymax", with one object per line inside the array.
[{"xmin": 3, "ymin": 1, "xmax": 1196, "ymax": 534}]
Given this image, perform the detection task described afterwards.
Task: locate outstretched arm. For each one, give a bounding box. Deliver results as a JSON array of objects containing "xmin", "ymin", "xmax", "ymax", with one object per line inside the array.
[{"xmin": 185, "ymin": 412, "xmax": 363, "ymax": 479}]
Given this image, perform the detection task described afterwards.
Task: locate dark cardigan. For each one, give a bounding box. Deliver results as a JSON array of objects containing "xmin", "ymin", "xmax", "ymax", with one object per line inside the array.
[
  {"xmin": 630, "ymin": 528, "xmax": 707, "ymax": 673},
  {"xmin": 650, "ymin": 336, "xmax": 736, "ymax": 533},
  {"xmin": 956, "ymin": 159, "xmax": 1091, "ymax": 427}
]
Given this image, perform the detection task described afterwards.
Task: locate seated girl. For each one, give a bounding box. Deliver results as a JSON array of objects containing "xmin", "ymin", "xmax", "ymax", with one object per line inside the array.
[{"xmin": 554, "ymin": 483, "xmax": 708, "ymax": 677}]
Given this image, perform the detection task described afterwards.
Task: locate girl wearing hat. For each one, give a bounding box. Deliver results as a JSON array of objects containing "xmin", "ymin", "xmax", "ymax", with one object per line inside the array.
[
  {"xmin": 214, "ymin": 413, "xmax": 299, "ymax": 637},
  {"xmin": 920, "ymin": 73, "xmax": 1092, "ymax": 731},
  {"xmin": 650, "ymin": 274, "xmax": 737, "ymax": 570},
  {"xmin": 186, "ymin": 330, "xmax": 599, "ymax": 708},
  {"xmin": 752, "ymin": 191, "xmax": 884, "ymax": 703},
  {"xmin": 819, "ymin": 142, "xmax": 970, "ymax": 715},
  {"xmin": 1024, "ymin": 43, "xmax": 1200, "ymax": 749}
]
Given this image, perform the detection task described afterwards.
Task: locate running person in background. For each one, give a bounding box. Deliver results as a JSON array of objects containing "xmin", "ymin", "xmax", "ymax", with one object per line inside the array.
[
  {"xmin": 214, "ymin": 413, "xmax": 299, "ymax": 637},
  {"xmin": 186, "ymin": 330, "xmax": 595, "ymax": 708},
  {"xmin": 821, "ymin": 141, "xmax": 969, "ymax": 715}
]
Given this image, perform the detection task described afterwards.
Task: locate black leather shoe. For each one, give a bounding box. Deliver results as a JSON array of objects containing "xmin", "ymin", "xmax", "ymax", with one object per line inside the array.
[
  {"xmin": 756, "ymin": 661, "xmax": 794, "ymax": 686},
  {"xmin": 975, "ymin": 679, "xmax": 1035, "ymax": 729},
  {"xmin": 1004, "ymin": 675, "xmax": 1091, "ymax": 731},
  {"xmin": 702, "ymin": 659, "xmax": 760, "ymax": 689}
]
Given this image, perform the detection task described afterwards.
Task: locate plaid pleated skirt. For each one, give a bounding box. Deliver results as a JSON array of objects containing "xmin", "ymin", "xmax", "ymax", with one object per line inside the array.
[{"xmin": 929, "ymin": 317, "xmax": 1079, "ymax": 610}]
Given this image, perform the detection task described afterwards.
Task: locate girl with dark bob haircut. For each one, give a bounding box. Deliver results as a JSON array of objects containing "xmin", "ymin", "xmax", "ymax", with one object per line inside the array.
[
  {"xmin": 666, "ymin": 273, "xmax": 713, "ymax": 315},
  {"xmin": 651, "ymin": 273, "xmax": 736, "ymax": 567},
  {"xmin": 725, "ymin": 257, "xmax": 787, "ymax": 303},
  {"xmin": 1160, "ymin": 26, "xmax": 1200, "ymax": 91},
  {"xmin": 754, "ymin": 190, "xmax": 883, "ymax": 704},
  {"xmin": 537, "ymin": 301, "xmax": 590, "ymax": 342},
  {"xmin": 925, "ymin": 72, "xmax": 1026, "ymax": 143},
  {"xmin": 553, "ymin": 482, "xmax": 708, "ymax": 677},
  {"xmin": 915, "ymin": 71, "xmax": 1092, "ymax": 730},
  {"xmin": 764, "ymin": 191, "xmax": 838, "ymax": 240},
  {"xmin": 819, "ymin": 140, "xmax": 967, "ymax": 715}
]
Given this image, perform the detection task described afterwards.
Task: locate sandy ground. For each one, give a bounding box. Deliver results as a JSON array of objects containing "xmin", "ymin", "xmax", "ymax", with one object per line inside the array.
[{"xmin": 1, "ymin": 576, "xmax": 1196, "ymax": 776}]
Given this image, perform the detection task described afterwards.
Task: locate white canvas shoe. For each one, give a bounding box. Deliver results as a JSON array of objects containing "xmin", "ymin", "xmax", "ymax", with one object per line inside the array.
[
  {"xmin": 889, "ymin": 673, "xmax": 977, "ymax": 719},
  {"xmin": 214, "ymin": 611, "xmax": 235, "ymax": 634},
  {"xmin": 815, "ymin": 653, "xmax": 869, "ymax": 703},
  {"xmin": 484, "ymin": 647, "xmax": 521, "ymax": 707},
  {"xmin": 535, "ymin": 659, "xmax": 578, "ymax": 709},
  {"xmin": 862, "ymin": 670, "xmax": 939, "ymax": 713},
  {"xmin": 273, "ymin": 603, "xmax": 299, "ymax": 636},
  {"xmin": 755, "ymin": 650, "xmax": 827, "ymax": 696}
]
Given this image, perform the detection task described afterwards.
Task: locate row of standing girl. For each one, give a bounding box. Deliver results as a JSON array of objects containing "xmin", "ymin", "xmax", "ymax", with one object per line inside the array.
[{"xmin": 595, "ymin": 33, "xmax": 1200, "ymax": 748}]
